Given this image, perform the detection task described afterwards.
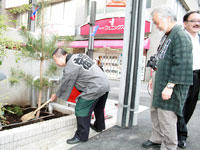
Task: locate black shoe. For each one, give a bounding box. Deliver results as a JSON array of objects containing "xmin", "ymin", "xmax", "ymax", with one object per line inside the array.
[
  {"xmin": 66, "ymin": 137, "xmax": 81, "ymax": 144},
  {"xmin": 142, "ymin": 140, "xmax": 161, "ymax": 148},
  {"xmin": 178, "ymin": 140, "xmax": 187, "ymax": 149},
  {"xmin": 90, "ymin": 124, "xmax": 102, "ymax": 132}
]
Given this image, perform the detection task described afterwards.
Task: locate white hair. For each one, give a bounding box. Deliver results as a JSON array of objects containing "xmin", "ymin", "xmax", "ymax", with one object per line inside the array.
[{"xmin": 151, "ymin": 7, "xmax": 177, "ymax": 22}]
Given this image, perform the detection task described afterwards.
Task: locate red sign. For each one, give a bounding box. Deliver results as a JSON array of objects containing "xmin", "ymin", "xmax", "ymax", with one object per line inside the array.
[
  {"xmin": 145, "ymin": 21, "xmax": 151, "ymax": 33},
  {"xmin": 106, "ymin": 0, "xmax": 126, "ymax": 7},
  {"xmin": 80, "ymin": 17, "xmax": 151, "ymax": 35},
  {"xmin": 80, "ymin": 17, "xmax": 125, "ymax": 35}
]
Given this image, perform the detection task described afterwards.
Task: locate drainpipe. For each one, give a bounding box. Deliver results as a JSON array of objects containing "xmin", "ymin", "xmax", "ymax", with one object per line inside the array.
[
  {"xmin": 117, "ymin": 0, "xmax": 145, "ymax": 128},
  {"xmin": 46, "ymin": 78, "xmax": 76, "ymax": 114},
  {"xmin": 32, "ymin": 76, "xmax": 71, "ymax": 114},
  {"xmin": 121, "ymin": 0, "xmax": 137, "ymax": 128},
  {"xmin": 46, "ymin": 77, "xmax": 60, "ymax": 100},
  {"xmin": 31, "ymin": 76, "xmax": 40, "ymax": 107},
  {"xmin": 129, "ymin": 0, "xmax": 145, "ymax": 127},
  {"xmin": 47, "ymin": 77, "xmax": 60, "ymax": 114}
]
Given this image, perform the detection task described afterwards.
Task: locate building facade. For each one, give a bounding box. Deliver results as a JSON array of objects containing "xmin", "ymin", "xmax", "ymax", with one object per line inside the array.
[{"xmin": 1, "ymin": 0, "xmax": 200, "ymax": 81}]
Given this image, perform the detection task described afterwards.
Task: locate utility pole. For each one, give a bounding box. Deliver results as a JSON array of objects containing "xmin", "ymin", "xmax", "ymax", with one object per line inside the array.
[
  {"xmin": 87, "ymin": 1, "xmax": 96, "ymax": 59},
  {"xmin": 28, "ymin": 0, "xmax": 32, "ymax": 31},
  {"xmin": 117, "ymin": 0, "xmax": 146, "ymax": 127},
  {"xmin": 29, "ymin": 0, "xmax": 37, "ymax": 32}
]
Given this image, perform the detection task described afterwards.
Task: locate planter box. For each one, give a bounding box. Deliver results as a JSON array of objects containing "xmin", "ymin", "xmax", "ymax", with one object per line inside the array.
[{"xmin": 0, "ymin": 108, "xmax": 76, "ymax": 150}]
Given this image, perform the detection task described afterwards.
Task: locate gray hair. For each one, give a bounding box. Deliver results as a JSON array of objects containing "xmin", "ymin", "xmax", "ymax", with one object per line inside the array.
[{"xmin": 151, "ymin": 7, "xmax": 177, "ymax": 22}]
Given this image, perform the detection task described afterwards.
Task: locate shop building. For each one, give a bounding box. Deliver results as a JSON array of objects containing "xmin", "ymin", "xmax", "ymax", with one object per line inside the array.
[
  {"xmin": 2, "ymin": 0, "xmax": 200, "ymax": 81},
  {"xmin": 69, "ymin": 17, "xmax": 151, "ymax": 80}
]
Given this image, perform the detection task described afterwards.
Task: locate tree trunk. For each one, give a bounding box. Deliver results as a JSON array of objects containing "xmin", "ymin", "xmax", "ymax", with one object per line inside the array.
[
  {"xmin": 36, "ymin": 0, "xmax": 45, "ymax": 118},
  {"xmin": 36, "ymin": 59, "xmax": 44, "ymax": 118}
]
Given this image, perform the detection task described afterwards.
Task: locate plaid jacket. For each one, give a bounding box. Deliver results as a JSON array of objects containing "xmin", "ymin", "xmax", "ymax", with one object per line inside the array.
[{"xmin": 152, "ymin": 25, "xmax": 193, "ymax": 116}]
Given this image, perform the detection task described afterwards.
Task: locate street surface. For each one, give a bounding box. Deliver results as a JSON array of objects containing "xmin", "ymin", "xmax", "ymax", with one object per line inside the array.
[
  {"xmin": 71, "ymin": 80, "xmax": 200, "ymax": 150},
  {"xmin": 108, "ymin": 79, "xmax": 151, "ymax": 106}
]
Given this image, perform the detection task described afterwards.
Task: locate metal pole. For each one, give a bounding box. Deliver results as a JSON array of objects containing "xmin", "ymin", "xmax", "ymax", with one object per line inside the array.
[
  {"xmin": 88, "ymin": 25, "xmax": 94, "ymax": 58},
  {"xmin": 129, "ymin": 0, "xmax": 145, "ymax": 127},
  {"xmin": 117, "ymin": 0, "xmax": 145, "ymax": 128},
  {"xmin": 28, "ymin": 0, "xmax": 32, "ymax": 31},
  {"xmin": 30, "ymin": 0, "xmax": 37, "ymax": 32},
  {"xmin": 121, "ymin": 0, "xmax": 138, "ymax": 128},
  {"xmin": 88, "ymin": 1, "xmax": 96, "ymax": 59}
]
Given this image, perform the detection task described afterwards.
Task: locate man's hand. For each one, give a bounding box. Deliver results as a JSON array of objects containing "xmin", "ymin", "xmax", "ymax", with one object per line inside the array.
[
  {"xmin": 162, "ymin": 87, "xmax": 173, "ymax": 100},
  {"xmin": 51, "ymin": 94, "xmax": 57, "ymax": 101}
]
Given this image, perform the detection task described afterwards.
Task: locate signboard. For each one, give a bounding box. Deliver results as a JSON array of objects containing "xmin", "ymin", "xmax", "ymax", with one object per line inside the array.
[
  {"xmin": 81, "ymin": 17, "xmax": 125, "ymax": 35},
  {"xmin": 106, "ymin": 0, "xmax": 126, "ymax": 7},
  {"xmin": 80, "ymin": 17, "xmax": 151, "ymax": 35}
]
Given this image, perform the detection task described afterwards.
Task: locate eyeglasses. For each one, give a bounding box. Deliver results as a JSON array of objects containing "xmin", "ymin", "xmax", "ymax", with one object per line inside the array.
[{"xmin": 186, "ymin": 20, "xmax": 200, "ymax": 23}]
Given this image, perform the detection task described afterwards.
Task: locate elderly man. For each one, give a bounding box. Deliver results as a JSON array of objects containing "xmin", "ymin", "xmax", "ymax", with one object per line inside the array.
[
  {"xmin": 142, "ymin": 7, "xmax": 193, "ymax": 150},
  {"xmin": 177, "ymin": 11, "xmax": 200, "ymax": 148},
  {"xmin": 50, "ymin": 48, "xmax": 110, "ymax": 144}
]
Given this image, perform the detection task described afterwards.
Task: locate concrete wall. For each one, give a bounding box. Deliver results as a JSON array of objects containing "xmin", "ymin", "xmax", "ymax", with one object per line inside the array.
[
  {"xmin": 0, "ymin": 50, "xmax": 62, "ymax": 106},
  {"xmin": 185, "ymin": 0, "xmax": 200, "ymax": 10},
  {"xmin": 74, "ymin": 0, "xmax": 88, "ymax": 27},
  {"xmin": 39, "ymin": 0, "xmax": 76, "ymax": 36},
  {"xmin": 5, "ymin": 0, "xmax": 28, "ymax": 8}
]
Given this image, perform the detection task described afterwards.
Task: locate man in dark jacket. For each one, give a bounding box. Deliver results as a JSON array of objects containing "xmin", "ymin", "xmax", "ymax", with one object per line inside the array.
[
  {"xmin": 51, "ymin": 48, "xmax": 110, "ymax": 144},
  {"xmin": 177, "ymin": 11, "xmax": 200, "ymax": 149},
  {"xmin": 142, "ymin": 7, "xmax": 193, "ymax": 150}
]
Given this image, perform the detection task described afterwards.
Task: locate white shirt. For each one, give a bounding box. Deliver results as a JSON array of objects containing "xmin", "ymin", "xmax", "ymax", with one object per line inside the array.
[{"xmin": 186, "ymin": 31, "xmax": 200, "ymax": 70}]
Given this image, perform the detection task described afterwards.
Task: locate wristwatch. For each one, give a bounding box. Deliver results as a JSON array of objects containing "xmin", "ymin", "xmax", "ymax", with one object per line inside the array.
[{"xmin": 166, "ymin": 83, "xmax": 174, "ymax": 89}]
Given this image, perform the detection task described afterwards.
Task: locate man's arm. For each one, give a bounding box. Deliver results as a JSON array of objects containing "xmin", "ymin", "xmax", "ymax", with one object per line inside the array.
[
  {"xmin": 162, "ymin": 83, "xmax": 175, "ymax": 100},
  {"xmin": 51, "ymin": 62, "xmax": 79, "ymax": 101}
]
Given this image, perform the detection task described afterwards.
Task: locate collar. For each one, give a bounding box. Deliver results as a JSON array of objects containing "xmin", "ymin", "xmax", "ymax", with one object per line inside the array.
[
  {"xmin": 185, "ymin": 30, "xmax": 199, "ymax": 40},
  {"xmin": 66, "ymin": 54, "xmax": 73, "ymax": 63}
]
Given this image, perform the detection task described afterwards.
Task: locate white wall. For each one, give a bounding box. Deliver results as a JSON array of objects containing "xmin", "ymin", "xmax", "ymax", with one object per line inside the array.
[
  {"xmin": 0, "ymin": 50, "xmax": 62, "ymax": 106},
  {"xmin": 37, "ymin": 0, "xmax": 76, "ymax": 36},
  {"xmin": 74, "ymin": 0, "xmax": 89, "ymax": 26},
  {"xmin": 5, "ymin": 0, "xmax": 29, "ymax": 9},
  {"xmin": 185, "ymin": 0, "xmax": 200, "ymax": 10}
]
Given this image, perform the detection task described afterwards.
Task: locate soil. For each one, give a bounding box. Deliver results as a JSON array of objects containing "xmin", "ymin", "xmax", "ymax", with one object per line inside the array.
[{"xmin": 1, "ymin": 104, "xmax": 68, "ymax": 130}]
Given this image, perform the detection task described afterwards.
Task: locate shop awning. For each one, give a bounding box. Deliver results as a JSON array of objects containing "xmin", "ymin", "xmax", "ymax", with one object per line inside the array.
[
  {"xmin": 144, "ymin": 38, "xmax": 150, "ymax": 49},
  {"xmin": 70, "ymin": 40, "xmax": 123, "ymax": 49},
  {"xmin": 68, "ymin": 39, "xmax": 150, "ymax": 49}
]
